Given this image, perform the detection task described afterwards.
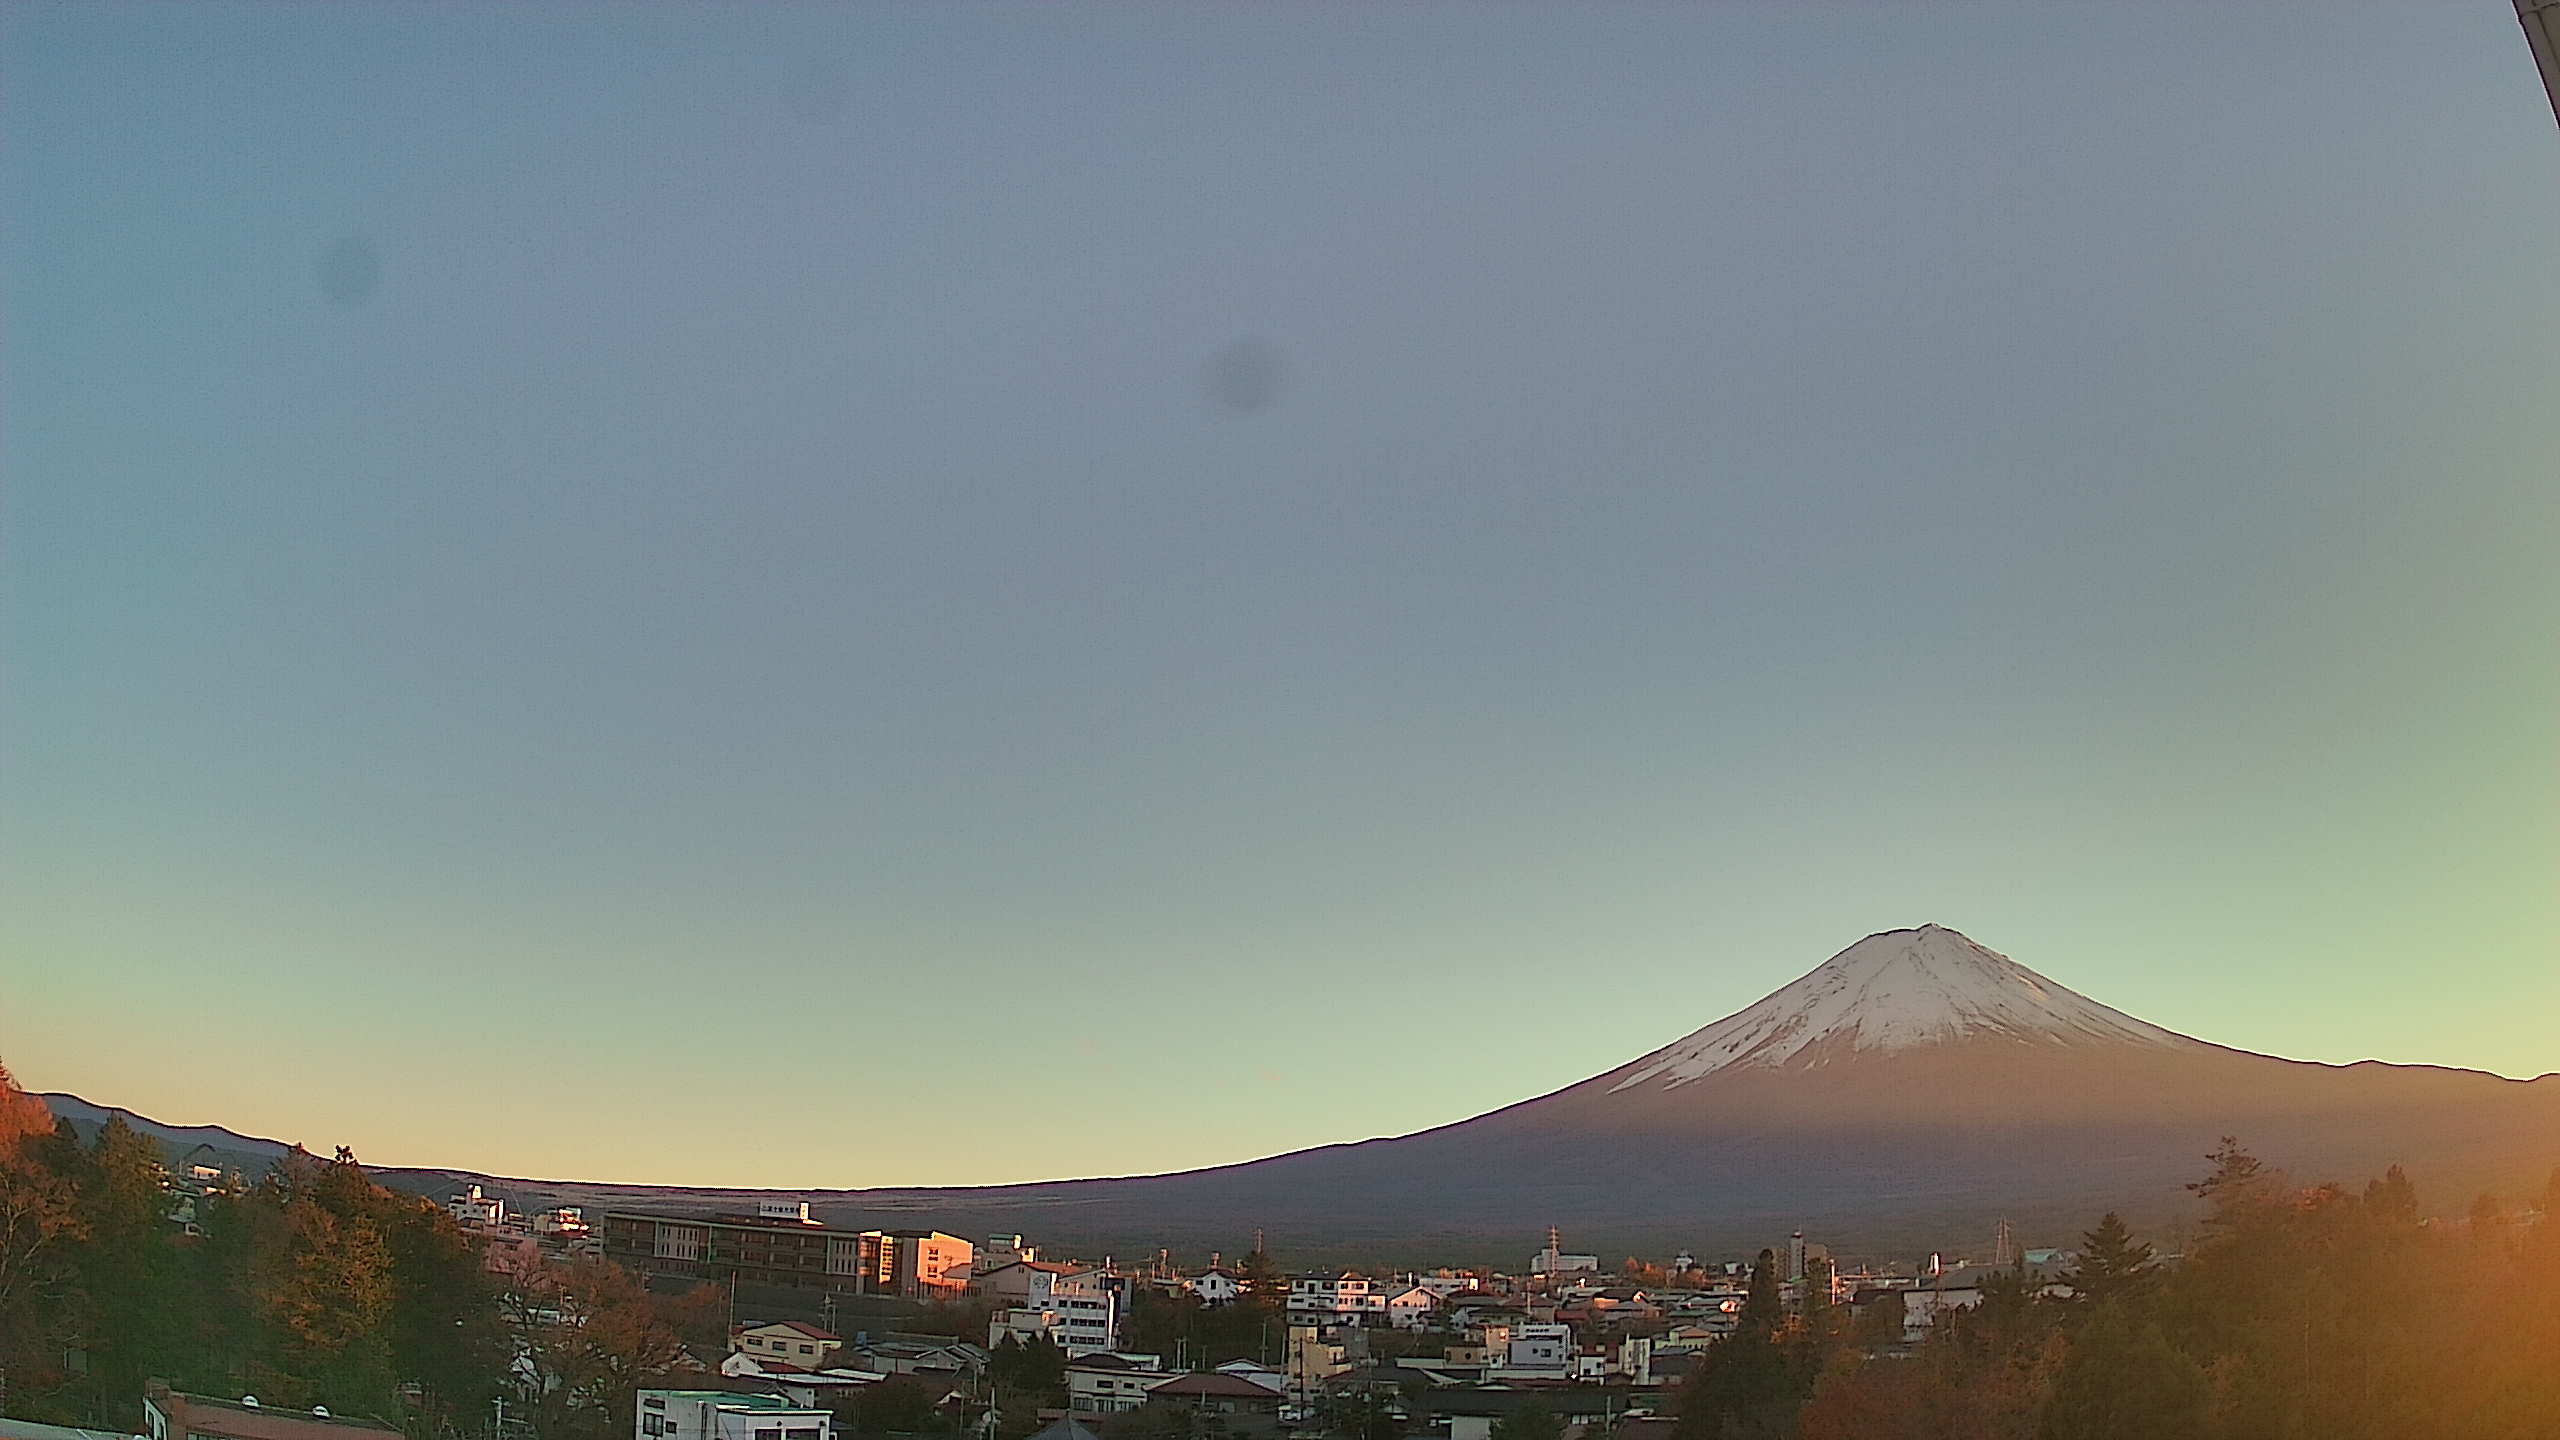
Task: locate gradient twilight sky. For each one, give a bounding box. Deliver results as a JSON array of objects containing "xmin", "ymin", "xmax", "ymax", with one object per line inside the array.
[{"xmin": 5, "ymin": 3, "xmax": 2558, "ymax": 1189}]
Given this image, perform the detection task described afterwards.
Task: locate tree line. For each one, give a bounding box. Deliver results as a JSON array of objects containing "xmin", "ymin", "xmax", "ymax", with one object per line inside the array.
[
  {"xmin": 1677, "ymin": 1139, "xmax": 2560, "ymax": 1440},
  {"xmin": 0, "ymin": 1064, "xmax": 726, "ymax": 1440}
]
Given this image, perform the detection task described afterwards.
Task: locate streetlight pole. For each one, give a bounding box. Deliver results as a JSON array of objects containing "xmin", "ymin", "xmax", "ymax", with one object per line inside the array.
[{"xmin": 2520, "ymin": 0, "xmax": 2560, "ymax": 127}]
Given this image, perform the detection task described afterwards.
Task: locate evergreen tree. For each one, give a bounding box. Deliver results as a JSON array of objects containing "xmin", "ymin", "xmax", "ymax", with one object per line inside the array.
[
  {"xmin": 2467, "ymin": 1191, "xmax": 2504, "ymax": 1238},
  {"xmin": 2042, "ymin": 1306, "xmax": 2208, "ymax": 1440},
  {"xmin": 2060, "ymin": 1214, "xmax": 2157, "ymax": 1313},
  {"xmin": 1740, "ymin": 1249, "xmax": 1781, "ymax": 1335},
  {"xmin": 270, "ymin": 1190, "xmax": 397, "ymax": 1411},
  {"xmin": 1973, "ymin": 1259, "xmax": 2039, "ymax": 1340},
  {"xmin": 2185, "ymin": 1137, "xmax": 2282, "ymax": 1230},
  {"xmin": 1237, "ymin": 1245, "xmax": 1284, "ymax": 1305},
  {"xmin": 79, "ymin": 1116, "xmax": 180, "ymax": 1425},
  {"xmin": 1677, "ymin": 1253, "xmax": 1800, "ymax": 1439},
  {"xmin": 1800, "ymin": 1255, "xmax": 1835, "ymax": 1333},
  {"xmin": 989, "ymin": 1333, "xmax": 1067, "ymax": 1407},
  {"xmin": 1489, "ymin": 1403, "xmax": 1560, "ymax": 1440},
  {"xmin": 2360, "ymin": 1165, "xmax": 2418, "ymax": 1226},
  {"xmin": 375, "ymin": 1182, "xmax": 506, "ymax": 1431}
]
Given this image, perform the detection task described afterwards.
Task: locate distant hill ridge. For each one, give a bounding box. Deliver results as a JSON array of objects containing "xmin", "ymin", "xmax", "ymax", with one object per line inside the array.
[
  {"xmin": 43, "ymin": 926, "xmax": 2560, "ymax": 1264},
  {"xmin": 41, "ymin": 1093, "xmax": 295, "ymax": 1168}
]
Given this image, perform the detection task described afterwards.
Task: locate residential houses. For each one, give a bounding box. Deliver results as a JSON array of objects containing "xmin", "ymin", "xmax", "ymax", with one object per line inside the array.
[{"xmin": 1284, "ymin": 1274, "xmax": 1440, "ymax": 1330}]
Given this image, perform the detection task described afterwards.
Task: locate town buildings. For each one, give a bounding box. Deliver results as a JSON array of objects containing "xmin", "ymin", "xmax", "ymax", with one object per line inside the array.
[
  {"xmin": 1280, "ymin": 1274, "xmax": 1440, "ymax": 1329},
  {"xmin": 599, "ymin": 1210, "xmax": 972, "ymax": 1299}
]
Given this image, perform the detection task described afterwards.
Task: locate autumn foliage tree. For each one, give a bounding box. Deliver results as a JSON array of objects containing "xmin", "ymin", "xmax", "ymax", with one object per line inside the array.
[
  {"xmin": 505, "ymin": 1256, "xmax": 722, "ymax": 1440},
  {"xmin": 0, "ymin": 1065, "xmax": 88, "ymax": 1418}
]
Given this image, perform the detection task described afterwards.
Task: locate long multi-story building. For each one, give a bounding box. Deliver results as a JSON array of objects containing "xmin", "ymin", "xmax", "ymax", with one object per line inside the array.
[{"xmin": 601, "ymin": 1208, "xmax": 973, "ymax": 1299}]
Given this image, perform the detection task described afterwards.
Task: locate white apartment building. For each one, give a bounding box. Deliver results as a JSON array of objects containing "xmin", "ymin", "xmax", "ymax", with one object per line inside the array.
[
  {"xmin": 1488, "ymin": 1323, "xmax": 1574, "ymax": 1381},
  {"xmin": 1287, "ymin": 1274, "xmax": 1377, "ymax": 1326},
  {"xmin": 988, "ymin": 1267, "xmax": 1120, "ymax": 1356}
]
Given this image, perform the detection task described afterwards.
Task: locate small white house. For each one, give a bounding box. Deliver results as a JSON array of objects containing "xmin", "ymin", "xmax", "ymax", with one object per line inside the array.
[
  {"xmin": 1063, "ymin": 1354, "xmax": 1175, "ymax": 1414},
  {"xmin": 637, "ymin": 1391, "xmax": 830, "ymax": 1440},
  {"xmin": 1377, "ymin": 1284, "xmax": 1440, "ymax": 1331},
  {"xmin": 732, "ymin": 1321, "xmax": 842, "ymax": 1371},
  {"xmin": 1213, "ymin": 1360, "xmax": 1288, "ymax": 1395},
  {"xmin": 1186, "ymin": 1269, "xmax": 1243, "ymax": 1306}
]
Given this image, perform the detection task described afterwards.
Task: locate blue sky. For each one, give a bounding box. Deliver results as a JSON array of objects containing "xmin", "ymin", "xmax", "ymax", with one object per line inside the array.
[{"xmin": 5, "ymin": 2, "xmax": 2557, "ymax": 1187}]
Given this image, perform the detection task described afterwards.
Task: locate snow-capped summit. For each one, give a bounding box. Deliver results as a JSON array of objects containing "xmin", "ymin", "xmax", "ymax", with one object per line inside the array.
[{"xmin": 1607, "ymin": 924, "xmax": 2198, "ymax": 1090}]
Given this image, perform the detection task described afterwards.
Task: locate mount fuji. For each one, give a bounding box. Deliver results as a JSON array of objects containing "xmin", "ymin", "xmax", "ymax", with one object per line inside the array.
[
  {"xmin": 49, "ymin": 925, "xmax": 2560, "ymax": 1261},
  {"xmin": 1607, "ymin": 924, "xmax": 2196, "ymax": 1083}
]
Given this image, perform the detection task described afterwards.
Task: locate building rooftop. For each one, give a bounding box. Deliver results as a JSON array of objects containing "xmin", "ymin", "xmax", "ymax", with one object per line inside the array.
[
  {"xmin": 1, "ymin": 1419, "xmax": 148, "ymax": 1440},
  {"xmin": 147, "ymin": 1393, "xmax": 404, "ymax": 1440},
  {"xmin": 744, "ymin": 1320, "xmax": 841, "ymax": 1342},
  {"xmin": 775, "ymin": 1372, "xmax": 889, "ymax": 1390},
  {"xmin": 1065, "ymin": 1354, "xmax": 1157, "ymax": 1373},
  {"xmin": 645, "ymin": 1392, "xmax": 804, "ymax": 1410},
  {"xmin": 1147, "ymin": 1374, "xmax": 1284, "ymax": 1401}
]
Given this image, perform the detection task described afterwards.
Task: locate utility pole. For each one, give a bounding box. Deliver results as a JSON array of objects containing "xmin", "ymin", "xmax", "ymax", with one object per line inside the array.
[{"xmin": 2521, "ymin": 0, "xmax": 2560, "ymax": 127}]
